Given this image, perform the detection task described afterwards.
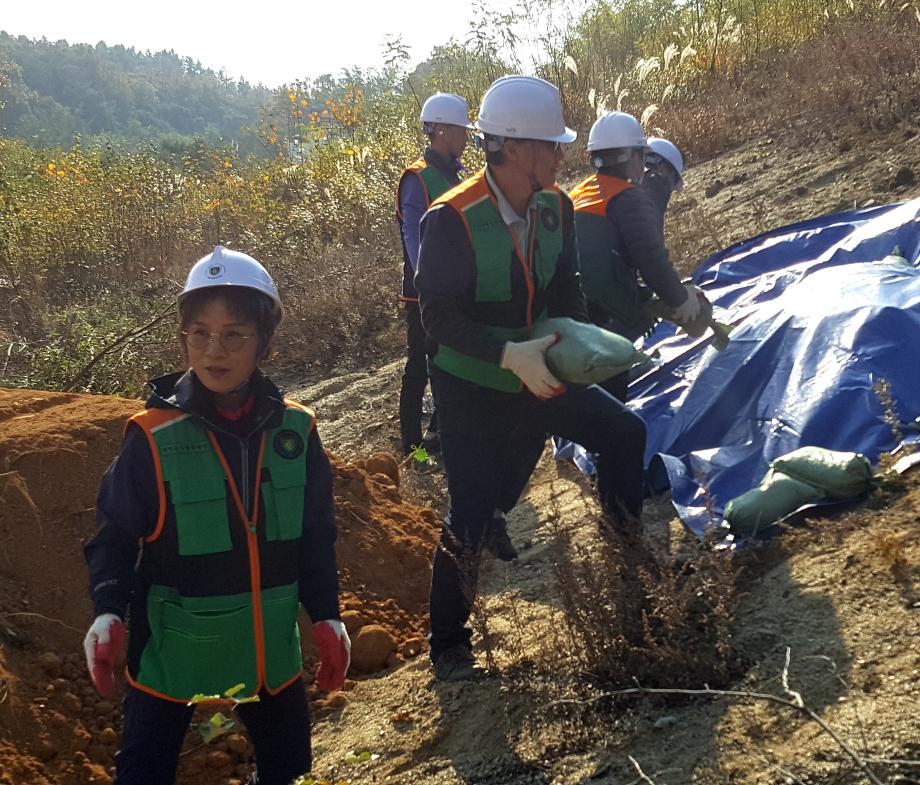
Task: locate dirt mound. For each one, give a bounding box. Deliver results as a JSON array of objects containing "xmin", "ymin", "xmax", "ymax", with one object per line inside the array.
[{"xmin": 0, "ymin": 387, "xmax": 439, "ymax": 785}]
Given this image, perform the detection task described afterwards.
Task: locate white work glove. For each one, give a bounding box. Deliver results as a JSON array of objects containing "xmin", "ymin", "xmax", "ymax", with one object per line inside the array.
[
  {"xmin": 313, "ymin": 619, "xmax": 351, "ymax": 692},
  {"xmin": 499, "ymin": 334, "xmax": 566, "ymax": 400},
  {"xmin": 83, "ymin": 613, "xmax": 126, "ymax": 699},
  {"xmin": 671, "ymin": 284, "xmax": 702, "ymax": 325}
]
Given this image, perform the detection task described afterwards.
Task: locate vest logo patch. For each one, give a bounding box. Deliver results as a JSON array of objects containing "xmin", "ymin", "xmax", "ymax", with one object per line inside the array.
[
  {"xmin": 273, "ymin": 430, "xmax": 304, "ymax": 459},
  {"xmin": 206, "ymin": 263, "xmax": 225, "ymax": 279},
  {"xmin": 540, "ymin": 207, "xmax": 559, "ymax": 231}
]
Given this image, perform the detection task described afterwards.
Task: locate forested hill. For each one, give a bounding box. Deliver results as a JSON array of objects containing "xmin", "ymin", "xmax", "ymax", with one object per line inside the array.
[{"xmin": 0, "ymin": 32, "xmax": 272, "ymax": 150}]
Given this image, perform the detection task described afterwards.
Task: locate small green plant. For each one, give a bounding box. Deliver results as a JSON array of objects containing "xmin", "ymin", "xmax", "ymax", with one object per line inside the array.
[
  {"xmin": 195, "ymin": 711, "xmax": 235, "ymax": 743},
  {"xmin": 186, "ymin": 683, "xmax": 261, "ymax": 746},
  {"xmin": 409, "ymin": 444, "xmax": 434, "ymax": 465},
  {"xmin": 187, "ymin": 681, "xmax": 261, "ymax": 706},
  {"xmin": 872, "ymin": 377, "xmax": 904, "ymax": 447},
  {"xmin": 343, "ymin": 750, "xmax": 379, "ymax": 765}
]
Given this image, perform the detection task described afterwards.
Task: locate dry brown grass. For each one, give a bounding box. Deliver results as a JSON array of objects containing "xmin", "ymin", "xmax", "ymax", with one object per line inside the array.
[
  {"xmin": 547, "ymin": 517, "xmax": 740, "ymax": 691},
  {"xmin": 657, "ymin": 11, "xmax": 920, "ymax": 163}
]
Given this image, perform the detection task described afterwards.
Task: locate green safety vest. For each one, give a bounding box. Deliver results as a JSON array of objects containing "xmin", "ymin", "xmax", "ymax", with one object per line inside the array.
[
  {"xmin": 128, "ymin": 403, "xmax": 313, "ymax": 702},
  {"xmin": 397, "ymin": 157, "xmax": 458, "ymax": 301},
  {"xmin": 430, "ymin": 169, "xmax": 564, "ymax": 392},
  {"xmin": 570, "ymin": 173, "xmax": 656, "ymax": 335}
]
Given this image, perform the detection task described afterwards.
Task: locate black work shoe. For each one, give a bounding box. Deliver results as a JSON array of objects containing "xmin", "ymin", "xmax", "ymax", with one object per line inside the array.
[
  {"xmin": 485, "ymin": 514, "xmax": 518, "ymax": 561},
  {"xmin": 433, "ymin": 645, "xmax": 485, "ymax": 682}
]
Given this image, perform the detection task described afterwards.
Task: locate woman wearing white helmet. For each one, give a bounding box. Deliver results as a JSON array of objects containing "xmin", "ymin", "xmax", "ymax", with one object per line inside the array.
[
  {"xmin": 415, "ymin": 77, "xmax": 647, "ymax": 683},
  {"xmin": 84, "ymin": 246, "xmax": 349, "ymax": 785},
  {"xmin": 396, "ymin": 92, "xmax": 474, "ymax": 457},
  {"xmin": 571, "ymin": 112, "xmax": 702, "ymax": 402}
]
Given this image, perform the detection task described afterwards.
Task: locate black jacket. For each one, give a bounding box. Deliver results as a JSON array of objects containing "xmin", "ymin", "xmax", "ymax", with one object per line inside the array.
[{"xmin": 605, "ymin": 184, "xmax": 686, "ymax": 309}]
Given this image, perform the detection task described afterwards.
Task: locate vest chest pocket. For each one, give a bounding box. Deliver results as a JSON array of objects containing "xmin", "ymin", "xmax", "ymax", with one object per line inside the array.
[
  {"xmin": 469, "ymin": 218, "xmax": 515, "ymax": 303},
  {"xmin": 261, "ymin": 461, "xmax": 305, "ymax": 541},
  {"xmin": 533, "ymin": 197, "xmax": 563, "ymax": 288},
  {"xmin": 168, "ymin": 475, "xmax": 233, "ymax": 556}
]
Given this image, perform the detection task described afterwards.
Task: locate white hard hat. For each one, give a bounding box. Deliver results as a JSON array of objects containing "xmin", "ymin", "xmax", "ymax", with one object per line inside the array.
[
  {"xmin": 587, "ymin": 111, "xmax": 650, "ymax": 153},
  {"xmin": 475, "ymin": 75, "xmax": 577, "ymax": 143},
  {"xmin": 648, "ymin": 136, "xmax": 685, "ymax": 189},
  {"xmin": 420, "ymin": 92, "xmax": 475, "ymax": 129},
  {"xmin": 179, "ymin": 246, "xmax": 281, "ymax": 313}
]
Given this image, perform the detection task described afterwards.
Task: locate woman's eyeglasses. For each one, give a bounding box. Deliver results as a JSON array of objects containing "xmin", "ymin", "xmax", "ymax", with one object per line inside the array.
[{"xmin": 182, "ymin": 329, "xmax": 255, "ymax": 353}]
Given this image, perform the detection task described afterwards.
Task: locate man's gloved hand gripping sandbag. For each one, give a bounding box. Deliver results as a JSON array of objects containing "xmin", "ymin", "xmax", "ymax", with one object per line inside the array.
[
  {"xmin": 83, "ymin": 613, "xmax": 126, "ymax": 699},
  {"xmin": 313, "ymin": 619, "xmax": 351, "ymax": 692},
  {"xmin": 671, "ymin": 284, "xmax": 703, "ymax": 324},
  {"xmin": 531, "ymin": 318, "xmax": 649, "ymax": 385},
  {"xmin": 642, "ymin": 288, "xmax": 733, "ymax": 350},
  {"xmin": 500, "ymin": 334, "xmax": 566, "ymax": 400}
]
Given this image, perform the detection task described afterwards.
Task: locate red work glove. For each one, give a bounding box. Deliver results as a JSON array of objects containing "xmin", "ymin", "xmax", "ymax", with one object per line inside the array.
[
  {"xmin": 313, "ymin": 619, "xmax": 351, "ymax": 693},
  {"xmin": 83, "ymin": 613, "xmax": 126, "ymax": 699}
]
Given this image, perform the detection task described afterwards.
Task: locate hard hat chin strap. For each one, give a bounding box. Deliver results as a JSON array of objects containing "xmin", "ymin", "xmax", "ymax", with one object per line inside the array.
[{"xmin": 592, "ymin": 148, "xmax": 633, "ymax": 169}]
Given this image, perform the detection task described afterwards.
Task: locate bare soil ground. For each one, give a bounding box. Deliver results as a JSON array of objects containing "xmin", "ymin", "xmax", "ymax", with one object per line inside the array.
[{"xmin": 1, "ymin": 126, "xmax": 919, "ymax": 785}]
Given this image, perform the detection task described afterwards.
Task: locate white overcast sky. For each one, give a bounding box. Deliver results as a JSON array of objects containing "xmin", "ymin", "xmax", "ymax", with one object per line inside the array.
[{"xmin": 2, "ymin": 0, "xmax": 516, "ymax": 87}]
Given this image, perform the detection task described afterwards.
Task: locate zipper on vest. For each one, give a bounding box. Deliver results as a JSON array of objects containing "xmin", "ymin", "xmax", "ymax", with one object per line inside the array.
[
  {"xmin": 524, "ymin": 206, "xmax": 538, "ymax": 333},
  {"xmin": 203, "ymin": 426, "xmax": 270, "ymax": 693},
  {"xmin": 208, "ymin": 411, "xmax": 274, "ymax": 530},
  {"xmin": 241, "ymin": 441, "xmax": 252, "ymax": 532}
]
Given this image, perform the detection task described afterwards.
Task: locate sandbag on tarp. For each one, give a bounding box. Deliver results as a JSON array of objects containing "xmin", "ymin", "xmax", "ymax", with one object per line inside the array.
[
  {"xmin": 724, "ymin": 470, "xmax": 823, "ymax": 537},
  {"xmin": 628, "ymin": 197, "xmax": 920, "ymax": 538},
  {"xmin": 771, "ymin": 446, "xmax": 873, "ymax": 499},
  {"xmin": 723, "ymin": 446, "xmax": 874, "ymax": 536},
  {"xmin": 533, "ymin": 317, "xmax": 648, "ymax": 384}
]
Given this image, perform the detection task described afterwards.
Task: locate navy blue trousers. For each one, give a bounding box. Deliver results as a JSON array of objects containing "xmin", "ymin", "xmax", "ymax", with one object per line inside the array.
[
  {"xmin": 399, "ymin": 301, "xmax": 437, "ymax": 453},
  {"xmin": 115, "ymin": 680, "xmax": 311, "ymax": 785},
  {"xmin": 428, "ymin": 370, "xmax": 647, "ymax": 659}
]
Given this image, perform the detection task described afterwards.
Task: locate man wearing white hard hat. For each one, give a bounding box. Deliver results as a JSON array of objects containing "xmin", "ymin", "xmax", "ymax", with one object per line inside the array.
[
  {"xmin": 395, "ymin": 92, "xmax": 473, "ymax": 459},
  {"xmin": 642, "ymin": 136, "xmax": 685, "ymax": 234},
  {"xmin": 571, "ymin": 112, "xmax": 702, "ymax": 402},
  {"xmin": 415, "ymin": 77, "xmax": 647, "ymax": 682}
]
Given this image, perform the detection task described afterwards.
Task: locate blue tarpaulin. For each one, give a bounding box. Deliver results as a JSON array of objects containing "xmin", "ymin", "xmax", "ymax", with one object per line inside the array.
[{"xmin": 561, "ymin": 198, "xmax": 920, "ymax": 537}]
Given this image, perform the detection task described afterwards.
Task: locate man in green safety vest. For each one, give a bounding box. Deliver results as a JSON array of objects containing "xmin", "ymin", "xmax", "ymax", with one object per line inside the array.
[
  {"xmin": 415, "ymin": 76, "xmax": 648, "ymax": 682},
  {"xmin": 571, "ymin": 112, "xmax": 702, "ymax": 402},
  {"xmin": 396, "ymin": 92, "xmax": 473, "ymax": 459}
]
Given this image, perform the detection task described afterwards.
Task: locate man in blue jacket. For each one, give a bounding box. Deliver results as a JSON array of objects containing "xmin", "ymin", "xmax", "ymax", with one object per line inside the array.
[{"xmin": 396, "ymin": 93, "xmax": 473, "ymax": 458}]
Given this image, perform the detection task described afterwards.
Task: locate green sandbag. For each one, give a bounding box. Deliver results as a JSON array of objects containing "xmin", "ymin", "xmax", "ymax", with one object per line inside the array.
[
  {"xmin": 724, "ymin": 470, "xmax": 824, "ymax": 537},
  {"xmin": 771, "ymin": 446, "xmax": 873, "ymax": 499},
  {"xmin": 532, "ymin": 317, "xmax": 648, "ymax": 384}
]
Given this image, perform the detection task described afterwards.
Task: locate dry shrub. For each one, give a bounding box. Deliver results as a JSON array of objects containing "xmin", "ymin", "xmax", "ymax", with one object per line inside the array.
[
  {"xmin": 658, "ymin": 11, "xmax": 920, "ymax": 163},
  {"xmin": 550, "ymin": 519, "xmax": 739, "ymax": 690}
]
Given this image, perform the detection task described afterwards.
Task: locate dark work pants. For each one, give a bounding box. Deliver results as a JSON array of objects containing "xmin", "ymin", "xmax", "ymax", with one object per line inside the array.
[
  {"xmin": 427, "ymin": 369, "xmax": 647, "ymax": 660},
  {"xmin": 399, "ymin": 301, "xmax": 437, "ymax": 453},
  {"xmin": 115, "ymin": 680, "xmax": 311, "ymax": 785},
  {"xmin": 599, "ymin": 370, "xmax": 629, "ymax": 403}
]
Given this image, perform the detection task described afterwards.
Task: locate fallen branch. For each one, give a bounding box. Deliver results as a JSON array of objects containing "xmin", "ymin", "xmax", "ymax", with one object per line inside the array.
[
  {"xmin": 628, "ymin": 755, "xmax": 658, "ymax": 785},
  {"xmin": 864, "ymin": 758, "xmax": 920, "ymax": 767},
  {"xmin": 178, "ymin": 741, "xmax": 207, "ymax": 758},
  {"xmin": 546, "ymin": 648, "xmax": 885, "ymax": 785},
  {"xmin": 1, "ymin": 611, "xmax": 83, "ymax": 635},
  {"xmin": 62, "ymin": 298, "xmax": 175, "ymax": 392}
]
